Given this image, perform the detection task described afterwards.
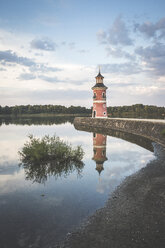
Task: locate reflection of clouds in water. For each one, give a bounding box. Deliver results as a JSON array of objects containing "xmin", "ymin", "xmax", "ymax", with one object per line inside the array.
[
  {"xmin": 62, "ymin": 133, "xmax": 91, "ymax": 145},
  {"xmin": 108, "ymin": 152, "xmax": 154, "ymax": 164},
  {"xmin": 96, "ymin": 177, "xmax": 105, "ymax": 194},
  {"xmin": 62, "ymin": 133, "xmax": 92, "ymax": 160},
  {"xmin": 0, "ymin": 161, "xmax": 20, "ymax": 174},
  {"xmin": 96, "ymin": 137, "xmax": 155, "ymax": 194},
  {"xmin": 106, "ymin": 136, "xmax": 149, "ymax": 153},
  {"xmin": 67, "ymin": 173, "xmax": 81, "ymax": 181},
  {"xmin": 0, "ymin": 169, "xmax": 31, "ymax": 194},
  {"xmin": 0, "ymin": 142, "xmax": 20, "ymax": 162}
]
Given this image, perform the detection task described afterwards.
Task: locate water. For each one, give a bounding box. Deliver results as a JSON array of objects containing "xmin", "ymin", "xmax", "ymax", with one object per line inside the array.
[{"xmin": 0, "ymin": 117, "xmax": 155, "ymax": 248}]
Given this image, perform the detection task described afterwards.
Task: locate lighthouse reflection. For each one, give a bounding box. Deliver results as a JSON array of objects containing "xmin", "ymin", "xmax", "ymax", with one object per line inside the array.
[{"xmin": 92, "ymin": 133, "xmax": 108, "ymax": 175}]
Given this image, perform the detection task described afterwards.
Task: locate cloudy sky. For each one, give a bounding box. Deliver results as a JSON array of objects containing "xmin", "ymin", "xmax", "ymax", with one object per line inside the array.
[{"xmin": 0, "ymin": 0, "xmax": 165, "ymax": 107}]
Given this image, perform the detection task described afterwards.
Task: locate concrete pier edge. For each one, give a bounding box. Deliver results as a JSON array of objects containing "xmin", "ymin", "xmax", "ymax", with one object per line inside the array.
[{"xmin": 74, "ymin": 117, "xmax": 165, "ymax": 147}]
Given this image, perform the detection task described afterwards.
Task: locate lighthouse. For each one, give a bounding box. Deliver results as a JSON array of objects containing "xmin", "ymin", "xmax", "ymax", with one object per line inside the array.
[{"xmin": 92, "ymin": 69, "xmax": 108, "ymax": 118}]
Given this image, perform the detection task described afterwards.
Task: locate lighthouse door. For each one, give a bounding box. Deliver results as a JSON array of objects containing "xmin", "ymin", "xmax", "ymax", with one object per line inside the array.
[{"xmin": 93, "ymin": 111, "xmax": 96, "ymax": 118}]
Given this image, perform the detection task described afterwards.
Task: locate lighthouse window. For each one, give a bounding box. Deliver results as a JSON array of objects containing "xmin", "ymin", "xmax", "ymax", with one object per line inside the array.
[
  {"xmin": 102, "ymin": 92, "xmax": 106, "ymax": 98},
  {"xmin": 93, "ymin": 93, "xmax": 96, "ymax": 99},
  {"xmin": 102, "ymin": 150, "xmax": 105, "ymax": 156},
  {"xmin": 94, "ymin": 149, "xmax": 97, "ymax": 155},
  {"xmin": 103, "ymin": 112, "xmax": 106, "ymax": 115}
]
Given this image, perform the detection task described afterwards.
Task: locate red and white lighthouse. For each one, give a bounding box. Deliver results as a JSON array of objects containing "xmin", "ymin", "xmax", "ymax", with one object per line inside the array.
[{"xmin": 92, "ymin": 69, "xmax": 108, "ymax": 118}]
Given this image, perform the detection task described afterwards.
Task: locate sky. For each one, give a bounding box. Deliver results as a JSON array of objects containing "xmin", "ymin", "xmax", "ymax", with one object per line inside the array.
[{"xmin": 0, "ymin": 0, "xmax": 165, "ymax": 107}]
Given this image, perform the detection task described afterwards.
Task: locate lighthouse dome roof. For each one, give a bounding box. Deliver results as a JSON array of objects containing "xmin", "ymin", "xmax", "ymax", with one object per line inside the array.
[
  {"xmin": 95, "ymin": 71, "xmax": 104, "ymax": 79},
  {"xmin": 92, "ymin": 82, "xmax": 108, "ymax": 89}
]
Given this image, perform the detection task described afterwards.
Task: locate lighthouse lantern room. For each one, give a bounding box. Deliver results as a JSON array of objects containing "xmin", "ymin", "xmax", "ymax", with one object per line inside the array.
[{"xmin": 92, "ymin": 69, "xmax": 108, "ymax": 118}]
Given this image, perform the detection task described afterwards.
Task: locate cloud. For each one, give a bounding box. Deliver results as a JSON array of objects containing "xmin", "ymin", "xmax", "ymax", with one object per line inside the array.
[
  {"xmin": 68, "ymin": 42, "xmax": 76, "ymax": 50},
  {"xmin": 38, "ymin": 75, "xmax": 60, "ymax": 83},
  {"xmin": 29, "ymin": 64, "xmax": 62, "ymax": 73},
  {"xmin": 109, "ymin": 84, "xmax": 165, "ymax": 106},
  {"xmin": 0, "ymin": 67, "xmax": 6, "ymax": 71},
  {"xmin": 78, "ymin": 49, "xmax": 89, "ymax": 53},
  {"xmin": 97, "ymin": 16, "xmax": 133, "ymax": 46},
  {"xmin": 97, "ymin": 16, "xmax": 134, "ymax": 60},
  {"xmin": 105, "ymin": 47, "xmax": 134, "ymax": 60},
  {"xmin": 110, "ymin": 82, "xmax": 139, "ymax": 88},
  {"xmin": 0, "ymin": 87, "xmax": 91, "ymax": 106},
  {"xmin": 30, "ymin": 38, "xmax": 56, "ymax": 51},
  {"xmin": 101, "ymin": 62, "xmax": 141, "ymax": 75},
  {"xmin": 0, "ymin": 50, "xmax": 35, "ymax": 67},
  {"xmin": 135, "ymin": 17, "xmax": 165, "ymax": 39},
  {"xmin": 97, "ymin": 30, "xmax": 107, "ymax": 44},
  {"xmin": 18, "ymin": 73, "xmax": 36, "ymax": 80},
  {"xmin": 135, "ymin": 42, "xmax": 165, "ymax": 76},
  {"xmin": 38, "ymin": 75, "xmax": 87, "ymax": 85},
  {"xmin": 37, "ymin": 16, "xmax": 58, "ymax": 27},
  {"xmin": 0, "ymin": 50, "xmax": 62, "ymax": 75},
  {"xmin": 34, "ymin": 52, "xmax": 43, "ymax": 56}
]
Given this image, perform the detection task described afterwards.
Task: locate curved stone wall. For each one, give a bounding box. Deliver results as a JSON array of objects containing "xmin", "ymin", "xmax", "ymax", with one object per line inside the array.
[{"xmin": 74, "ymin": 117, "xmax": 165, "ymax": 147}]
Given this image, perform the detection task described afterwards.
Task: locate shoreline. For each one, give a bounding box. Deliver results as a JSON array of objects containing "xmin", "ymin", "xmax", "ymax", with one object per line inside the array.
[{"xmin": 60, "ymin": 142, "xmax": 165, "ymax": 248}]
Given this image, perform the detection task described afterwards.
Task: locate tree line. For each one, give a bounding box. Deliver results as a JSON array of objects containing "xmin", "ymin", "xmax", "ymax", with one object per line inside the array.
[
  {"xmin": 0, "ymin": 104, "xmax": 164, "ymax": 119},
  {"xmin": 107, "ymin": 104, "xmax": 165, "ymax": 119},
  {"xmin": 0, "ymin": 105, "xmax": 91, "ymax": 115}
]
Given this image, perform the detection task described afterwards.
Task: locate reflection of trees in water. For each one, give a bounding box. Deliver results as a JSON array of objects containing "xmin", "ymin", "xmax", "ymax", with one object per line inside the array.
[
  {"xmin": 19, "ymin": 135, "xmax": 84, "ymax": 184},
  {"xmin": 0, "ymin": 116, "xmax": 74, "ymax": 126},
  {"xmin": 20, "ymin": 159, "xmax": 84, "ymax": 184}
]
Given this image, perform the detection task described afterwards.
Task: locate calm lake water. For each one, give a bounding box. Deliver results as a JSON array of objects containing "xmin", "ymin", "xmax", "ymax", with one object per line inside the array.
[{"xmin": 0, "ymin": 117, "xmax": 155, "ymax": 248}]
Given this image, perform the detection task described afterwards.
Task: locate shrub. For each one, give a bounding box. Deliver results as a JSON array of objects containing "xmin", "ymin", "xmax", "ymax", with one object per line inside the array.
[{"xmin": 19, "ymin": 134, "xmax": 84, "ymax": 183}]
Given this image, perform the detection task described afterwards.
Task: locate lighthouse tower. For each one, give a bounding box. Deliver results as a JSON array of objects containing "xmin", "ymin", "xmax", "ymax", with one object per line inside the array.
[
  {"xmin": 92, "ymin": 69, "xmax": 108, "ymax": 118},
  {"xmin": 92, "ymin": 133, "xmax": 107, "ymax": 175}
]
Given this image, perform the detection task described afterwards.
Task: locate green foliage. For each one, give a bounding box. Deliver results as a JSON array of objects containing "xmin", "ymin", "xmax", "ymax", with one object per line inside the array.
[
  {"xmin": 19, "ymin": 134, "xmax": 84, "ymax": 183},
  {"xmin": 0, "ymin": 104, "xmax": 91, "ymax": 116},
  {"xmin": 107, "ymin": 104, "xmax": 165, "ymax": 119}
]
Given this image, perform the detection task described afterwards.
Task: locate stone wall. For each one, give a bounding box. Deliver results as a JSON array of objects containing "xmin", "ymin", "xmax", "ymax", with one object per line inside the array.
[{"xmin": 74, "ymin": 117, "xmax": 165, "ymax": 147}]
